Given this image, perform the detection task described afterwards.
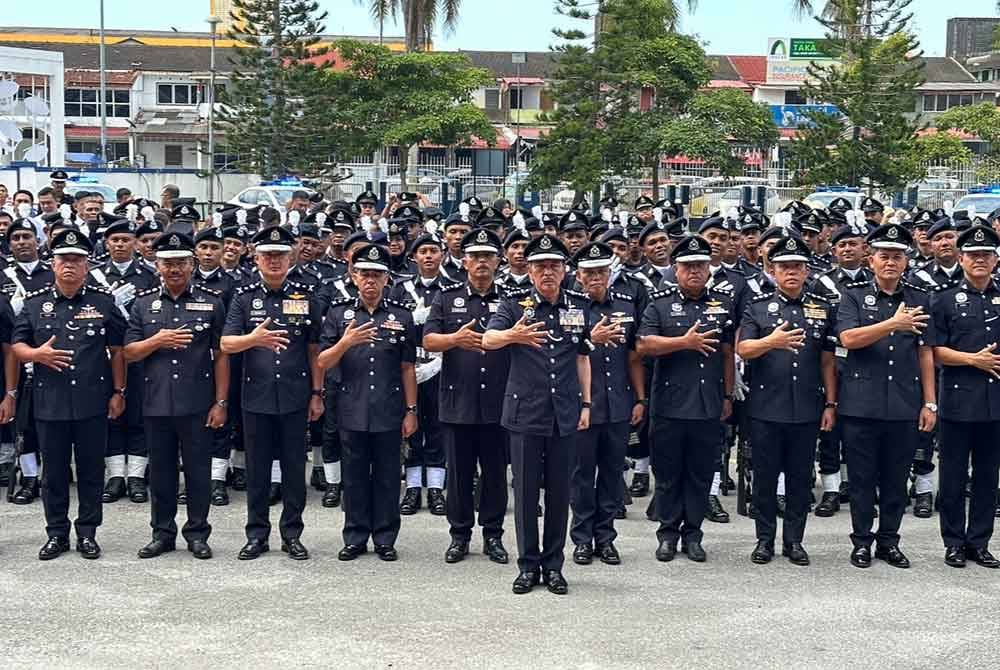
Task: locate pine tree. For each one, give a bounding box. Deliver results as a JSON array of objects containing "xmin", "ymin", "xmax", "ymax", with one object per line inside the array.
[{"xmin": 218, "ymin": 0, "xmax": 332, "ymax": 178}]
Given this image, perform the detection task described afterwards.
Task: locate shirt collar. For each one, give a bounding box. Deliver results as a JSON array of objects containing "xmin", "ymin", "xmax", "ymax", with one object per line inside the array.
[
  {"xmin": 531, "ymin": 288, "xmax": 568, "ymax": 307},
  {"xmin": 52, "ymin": 283, "xmax": 87, "ymax": 301},
  {"xmin": 777, "ymin": 289, "xmax": 804, "ymax": 304},
  {"xmin": 466, "ymin": 282, "xmax": 498, "ymax": 299},
  {"xmin": 159, "ymin": 282, "xmax": 196, "ymax": 301},
  {"xmin": 960, "ymin": 278, "xmax": 1000, "ymax": 295}
]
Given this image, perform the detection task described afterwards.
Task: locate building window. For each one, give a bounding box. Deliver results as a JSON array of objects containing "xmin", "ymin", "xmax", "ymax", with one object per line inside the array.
[
  {"xmin": 923, "ymin": 92, "xmax": 985, "ymax": 112},
  {"xmin": 164, "ymin": 144, "xmax": 184, "ymax": 167},
  {"xmin": 158, "ymin": 83, "xmax": 200, "ymax": 105},
  {"xmin": 66, "ymin": 140, "xmax": 129, "ymax": 161},
  {"xmin": 508, "ymin": 88, "xmax": 524, "ymax": 110},
  {"xmin": 64, "ymin": 88, "xmax": 130, "ymax": 118},
  {"xmin": 484, "ymin": 88, "xmax": 500, "ymax": 109},
  {"xmin": 784, "ymin": 89, "xmax": 808, "ymax": 105}
]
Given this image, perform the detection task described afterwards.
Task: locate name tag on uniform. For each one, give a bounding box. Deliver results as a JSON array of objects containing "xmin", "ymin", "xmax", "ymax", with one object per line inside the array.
[
  {"xmin": 282, "ymin": 300, "xmax": 309, "ymax": 315},
  {"xmin": 992, "ymin": 297, "xmax": 1000, "ymax": 305},
  {"xmin": 185, "ymin": 302, "xmax": 214, "ymax": 312},
  {"xmin": 803, "ymin": 301, "xmax": 826, "ymax": 320},
  {"xmin": 250, "ymin": 310, "xmax": 267, "ymax": 317},
  {"xmin": 382, "ymin": 319, "xmax": 404, "ymax": 332},
  {"xmin": 487, "ymin": 302, "xmax": 499, "ymax": 313},
  {"xmin": 559, "ymin": 308, "xmax": 584, "ymax": 328},
  {"xmin": 610, "ymin": 311, "xmax": 633, "ymax": 324},
  {"xmin": 704, "ymin": 300, "xmax": 727, "ymax": 316}
]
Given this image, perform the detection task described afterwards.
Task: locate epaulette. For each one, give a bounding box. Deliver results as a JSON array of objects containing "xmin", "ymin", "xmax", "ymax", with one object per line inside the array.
[
  {"xmin": 751, "ymin": 291, "xmax": 776, "ymax": 303},
  {"xmin": 843, "ymin": 280, "xmax": 869, "ymax": 290},
  {"xmin": 649, "ymin": 287, "xmax": 676, "ymax": 301},
  {"xmin": 24, "ymin": 285, "xmax": 53, "ymax": 300},
  {"xmin": 506, "ymin": 287, "xmax": 531, "ymax": 298},
  {"xmin": 385, "ymin": 297, "xmax": 410, "ymax": 310},
  {"xmin": 610, "ymin": 291, "xmax": 633, "ymax": 302},
  {"xmin": 565, "ymin": 288, "xmax": 588, "ymax": 301},
  {"xmin": 328, "ymin": 296, "xmax": 354, "ymax": 308},
  {"xmin": 87, "ymin": 284, "xmax": 113, "ymax": 296},
  {"xmin": 803, "ymin": 291, "xmax": 831, "ymax": 304},
  {"xmin": 708, "ymin": 285, "xmax": 734, "ymax": 296},
  {"xmin": 440, "ymin": 282, "xmax": 464, "ymax": 293},
  {"xmin": 197, "ymin": 285, "xmax": 223, "ymax": 297},
  {"xmin": 287, "ymin": 280, "xmax": 314, "ymax": 292},
  {"xmin": 900, "ymin": 280, "xmax": 927, "ymax": 293},
  {"xmin": 136, "ymin": 287, "xmax": 160, "ymax": 298},
  {"xmin": 236, "ymin": 282, "xmax": 261, "ymax": 295}
]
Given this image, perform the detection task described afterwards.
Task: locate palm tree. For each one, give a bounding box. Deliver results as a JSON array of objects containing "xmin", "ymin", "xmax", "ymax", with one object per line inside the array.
[
  {"xmin": 791, "ymin": 0, "xmax": 870, "ymax": 38},
  {"xmin": 357, "ymin": 0, "xmax": 462, "ymax": 52}
]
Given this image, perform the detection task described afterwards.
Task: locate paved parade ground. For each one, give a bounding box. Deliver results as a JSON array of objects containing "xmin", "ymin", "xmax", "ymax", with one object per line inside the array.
[{"xmin": 2, "ymin": 479, "xmax": 999, "ymax": 669}]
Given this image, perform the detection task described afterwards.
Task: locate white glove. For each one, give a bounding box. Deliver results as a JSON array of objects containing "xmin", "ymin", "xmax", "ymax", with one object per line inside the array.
[
  {"xmin": 415, "ymin": 356, "xmax": 442, "ymax": 384},
  {"xmin": 412, "ymin": 305, "xmax": 431, "ymax": 326},
  {"xmin": 112, "ymin": 282, "xmax": 136, "ymax": 309},
  {"xmin": 10, "ymin": 294, "xmax": 23, "ymax": 317}
]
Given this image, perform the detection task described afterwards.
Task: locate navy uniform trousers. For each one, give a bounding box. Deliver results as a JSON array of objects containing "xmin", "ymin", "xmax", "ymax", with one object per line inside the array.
[
  {"xmin": 145, "ymin": 414, "xmax": 212, "ymax": 544},
  {"xmin": 36, "ymin": 415, "xmax": 107, "ymax": 539}
]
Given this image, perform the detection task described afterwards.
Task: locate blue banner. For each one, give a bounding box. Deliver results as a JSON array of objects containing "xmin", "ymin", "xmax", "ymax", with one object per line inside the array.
[{"xmin": 770, "ymin": 104, "xmax": 839, "ymax": 129}]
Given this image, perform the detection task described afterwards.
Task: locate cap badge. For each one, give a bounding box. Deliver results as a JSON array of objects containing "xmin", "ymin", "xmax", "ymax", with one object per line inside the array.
[
  {"xmin": 975, "ymin": 229, "xmax": 986, "ymax": 242},
  {"xmin": 270, "ymin": 229, "xmax": 280, "ymax": 241},
  {"xmin": 368, "ymin": 247, "xmax": 380, "ymax": 260},
  {"xmin": 540, "ymin": 236, "xmax": 553, "ymax": 250},
  {"xmin": 476, "ymin": 230, "xmax": 488, "ymax": 243},
  {"xmin": 589, "ymin": 245, "xmax": 601, "ymax": 257},
  {"xmin": 169, "ymin": 234, "xmax": 179, "ymax": 246},
  {"xmin": 887, "ymin": 226, "xmax": 898, "ymax": 239},
  {"xmin": 688, "ymin": 238, "xmax": 699, "ymax": 251},
  {"xmin": 787, "ymin": 239, "xmax": 797, "ymax": 250},
  {"xmin": 66, "ymin": 232, "xmax": 77, "ymax": 245}
]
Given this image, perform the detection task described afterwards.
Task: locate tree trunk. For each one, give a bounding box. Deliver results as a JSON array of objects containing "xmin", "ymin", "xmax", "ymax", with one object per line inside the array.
[
  {"xmin": 652, "ymin": 158, "xmax": 660, "ymax": 201},
  {"xmin": 399, "ymin": 144, "xmax": 410, "ymax": 193}
]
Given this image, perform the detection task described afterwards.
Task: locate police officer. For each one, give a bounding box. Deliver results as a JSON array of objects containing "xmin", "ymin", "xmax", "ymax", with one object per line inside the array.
[
  {"xmin": 423, "ymin": 228, "xmax": 511, "ymax": 564},
  {"xmin": 123, "ymin": 232, "xmax": 229, "ymax": 560},
  {"xmin": 737, "ymin": 235, "xmax": 837, "ymax": 566},
  {"xmin": 221, "ymin": 225, "xmax": 325, "ymax": 561},
  {"xmin": 12, "ymin": 229, "xmax": 127, "ymax": 560},
  {"xmin": 390, "ymin": 232, "xmax": 448, "ymax": 516},
  {"xmin": 497, "ymin": 228, "xmax": 532, "ymax": 292},
  {"xmin": 93, "ymin": 217, "xmax": 159, "ymax": 504},
  {"xmin": 638, "ymin": 235, "xmax": 735, "ymax": 563},
  {"xmin": 484, "ymin": 234, "xmax": 594, "ymax": 595},
  {"xmin": 318, "ymin": 243, "xmax": 418, "ymax": 562},
  {"xmin": 928, "ymin": 224, "xmax": 1000, "ymax": 568},
  {"xmin": 836, "ymin": 223, "xmax": 936, "ymax": 568},
  {"xmin": 569, "ymin": 242, "xmax": 645, "ymax": 566},
  {"xmin": 439, "ymin": 212, "xmax": 472, "ymax": 284}
]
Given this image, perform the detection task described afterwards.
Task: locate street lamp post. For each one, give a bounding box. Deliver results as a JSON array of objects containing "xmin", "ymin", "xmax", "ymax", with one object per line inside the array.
[
  {"xmin": 99, "ymin": 0, "xmax": 107, "ymax": 167},
  {"xmin": 207, "ymin": 15, "xmax": 221, "ymax": 210}
]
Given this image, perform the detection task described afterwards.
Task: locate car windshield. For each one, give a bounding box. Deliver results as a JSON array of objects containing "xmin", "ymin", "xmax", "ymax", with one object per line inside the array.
[
  {"xmin": 271, "ymin": 188, "xmax": 314, "ymax": 204},
  {"xmin": 66, "ymin": 183, "xmax": 116, "ymax": 201},
  {"xmin": 807, "ymin": 192, "xmax": 859, "ymax": 208},
  {"xmin": 956, "ymin": 195, "xmax": 1000, "ymax": 214}
]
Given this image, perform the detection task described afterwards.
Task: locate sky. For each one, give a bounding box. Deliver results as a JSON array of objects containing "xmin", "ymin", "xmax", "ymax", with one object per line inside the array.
[{"xmin": 3, "ymin": 0, "xmax": 996, "ymax": 56}]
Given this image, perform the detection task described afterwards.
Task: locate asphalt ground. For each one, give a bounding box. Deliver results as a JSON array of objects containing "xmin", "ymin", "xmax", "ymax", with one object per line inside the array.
[{"xmin": 1, "ymin": 472, "xmax": 999, "ymax": 670}]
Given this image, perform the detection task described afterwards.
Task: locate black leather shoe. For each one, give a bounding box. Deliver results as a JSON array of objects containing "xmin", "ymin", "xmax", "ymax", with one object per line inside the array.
[
  {"xmin": 237, "ymin": 539, "xmax": 269, "ymax": 561},
  {"xmin": 281, "ymin": 538, "xmax": 309, "ymax": 560},
  {"xmin": 623, "ymin": 486, "xmax": 632, "ymax": 506},
  {"xmin": 102, "ymin": 476, "xmax": 126, "ymax": 503},
  {"xmin": 427, "ymin": 487, "xmax": 446, "ymax": 515},
  {"xmin": 628, "ymin": 472, "xmax": 650, "ymax": 497},
  {"xmin": 267, "ymin": 483, "xmax": 281, "ymax": 506},
  {"xmin": 655, "ymin": 540, "xmax": 677, "ymax": 562},
  {"xmin": 483, "ymin": 537, "xmax": 509, "ymax": 564},
  {"xmin": 782, "ymin": 542, "xmax": 810, "ymax": 566},
  {"xmin": 338, "ymin": 544, "xmax": 367, "ymax": 561},
  {"xmin": 572, "ymin": 543, "xmax": 593, "ymax": 565},
  {"xmin": 512, "ymin": 571, "xmax": 539, "ymax": 594},
  {"xmin": 750, "ymin": 541, "xmax": 774, "ymax": 564},
  {"xmin": 685, "ymin": 541, "xmax": 707, "ymax": 562},
  {"xmin": 322, "ymin": 483, "xmax": 342, "ymax": 508},
  {"xmin": 230, "ymin": 467, "xmax": 247, "ymax": 491},
  {"xmin": 839, "ymin": 481, "xmax": 850, "ymax": 504},
  {"xmin": 596, "ymin": 543, "xmax": 621, "ymax": 565},
  {"xmin": 776, "ymin": 495, "xmax": 786, "ymax": 518},
  {"xmin": 138, "ymin": 538, "xmax": 176, "ymax": 559},
  {"xmin": 814, "ymin": 491, "xmax": 840, "ymax": 517},
  {"xmin": 127, "ymin": 477, "xmax": 148, "ymax": 503},
  {"xmin": 38, "ymin": 536, "xmax": 70, "ymax": 561},
  {"xmin": 875, "ymin": 545, "xmax": 910, "ymax": 568},
  {"xmin": 542, "ymin": 570, "xmax": 568, "ymax": 595},
  {"xmin": 615, "ymin": 505, "xmax": 626, "ymax": 519},
  {"xmin": 850, "ymin": 545, "xmax": 872, "ymax": 568},
  {"xmin": 399, "ymin": 487, "xmax": 421, "ymax": 515},
  {"xmin": 210, "ymin": 481, "xmax": 229, "ymax": 506},
  {"xmin": 188, "ymin": 540, "xmax": 212, "ymax": 559},
  {"xmin": 944, "ymin": 546, "xmax": 966, "ymax": 568},
  {"xmin": 445, "ymin": 539, "xmax": 469, "ymax": 563},
  {"xmin": 706, "ymin": 495, "xmax": 730, "ymax": 523},
  {"xmin": 310, "ymin": 466, "xmax": 328, "ymax": 491},
  {"xmin": 76, "ymin": 537, "xmax": 101, "ymax": 559},
  {"xmin": 913, "ymin": 492, "xmax": 933, "ymax": 518},
  {"xmin": 176, "ymin": 486, "xmax": 187, "ymax": 504},
  {"xmin": 374, "ymin": 544, "xmax": 398, "ymax": 561},
  {"xmin": 0, "ymin": 461, "xmax": 10, "ymax": 488},
  {"xmin": 12, "ymin": 476, "xmax": 39, "ymax": 504},
  {"xmin": 967, "ymin": 547, "xmax": 1000, "ymax": 568}
]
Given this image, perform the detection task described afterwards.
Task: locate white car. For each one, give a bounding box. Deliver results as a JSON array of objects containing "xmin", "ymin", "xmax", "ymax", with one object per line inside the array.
[
  {"xmin": 955, "ymin": 189, "xmax": 1000, "ymax": 219},
  {"xmin": 716, "ymin": 186, "xmax": 782, "ymax": 216},
  {"xmin": 64, "ymin": 180, "xmax": 118, "ymax": 213},
  {"xmin": 230, "ymin": 183, "xmax": 317, "ymax": 213}
]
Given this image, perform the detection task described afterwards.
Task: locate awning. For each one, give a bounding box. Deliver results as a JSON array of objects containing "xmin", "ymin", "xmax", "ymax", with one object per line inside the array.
[{"xmin": 500, "ymin": 76, "xmax": 545, "ymax": 86}]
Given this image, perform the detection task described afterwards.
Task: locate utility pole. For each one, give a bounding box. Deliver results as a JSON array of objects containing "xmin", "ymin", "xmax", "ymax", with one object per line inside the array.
[
  {"xmin": 99, "ymin": 0, "xmax": 108, "ymax": 167},
  {"xmin": 207, "ymin": 15, "xmax": 221, "ymax": 208}
]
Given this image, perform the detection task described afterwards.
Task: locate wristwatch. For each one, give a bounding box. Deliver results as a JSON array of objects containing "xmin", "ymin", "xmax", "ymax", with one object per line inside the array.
[
  {"xmin": 406, "ymin": 404, "xmax": 418, "ymax": 415},
  {"xmin": 311, "ymin": 389, "xmax": 324, "ymax": 397},
  {"xmin": 5, "ymin": 389, "xmax": 16, "ymax": 400},
  {"xmin": 724, "ymin": 393, "xmax": 734, "ymax": 401},
  {"xmin": 637, "ymin": 398, "xmax": 649, "ymax": 407},
  {"xmin": 216, "ymin": 399, "xmax": 228, "ymax": 408},
  {"xmin": 113, "ymin": 388, "xmax": 126, "ymax": 397},
  {"xmin": 824, "ymin": 401, "xmax": 838, "ymax": 409},
  {"xmin": 581, "ymin": 401, "xmax": 592, "ymax": 409},
  {"xmin": 924, "ymin": 402, "xmax": 938, "ymax": 413}
]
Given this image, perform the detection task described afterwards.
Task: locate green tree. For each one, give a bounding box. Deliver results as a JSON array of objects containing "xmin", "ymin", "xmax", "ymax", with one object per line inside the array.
[
  {"xmin": 788, "ymin": 0, "xmax": 926, "ymax": 193},
  {"xmin": 937, "ymin": 102, "xmax": 1000, "ymax": 182},
  {"xmin": 218, "ymin": 0, "xmax": 332, "ymax": 178},
  {"xmin": 356, "ymin": 0, "xmax": 462, "ymax": 52},
  {"xmin": 323, "ymin": 40, "xmax": 494, "ymax": 190}
]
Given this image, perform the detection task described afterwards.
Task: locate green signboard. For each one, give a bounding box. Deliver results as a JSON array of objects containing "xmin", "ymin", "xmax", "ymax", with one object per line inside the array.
[{"xmin": 789, "ymin": 38, "xmax": 831, "ymax": 59}]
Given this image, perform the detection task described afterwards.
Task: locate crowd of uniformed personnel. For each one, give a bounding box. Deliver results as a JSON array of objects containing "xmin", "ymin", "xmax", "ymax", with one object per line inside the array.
[{"xmin": 2, "ymin": 168, "xmax": 1000, "ymax": 594}]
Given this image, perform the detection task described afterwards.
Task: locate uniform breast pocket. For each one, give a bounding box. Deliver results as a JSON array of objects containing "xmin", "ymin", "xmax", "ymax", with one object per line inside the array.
[
  {"xmin": 143, "ymin": 318, "xmax": 162, "ymax": 337},
  {"xmin": 663, "ymin": 315, "xmax": 696, "ymax": 337}
]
